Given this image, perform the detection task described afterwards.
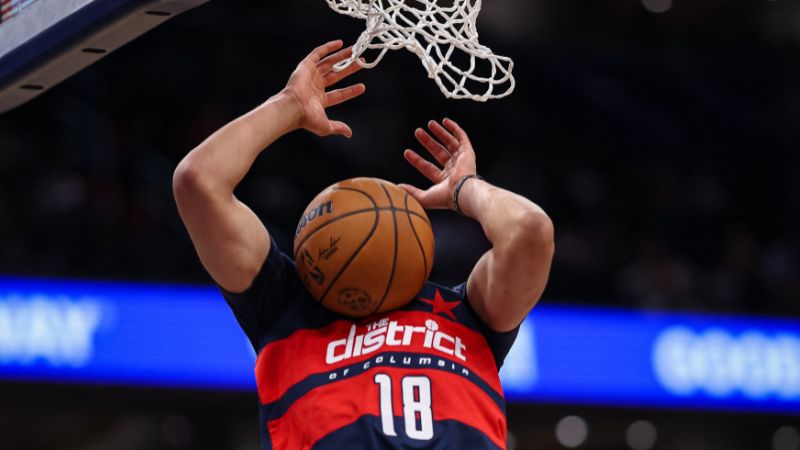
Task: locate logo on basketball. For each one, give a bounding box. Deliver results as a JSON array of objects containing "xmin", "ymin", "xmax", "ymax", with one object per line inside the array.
[
  {"xmin": 338, "ymin": 288, "xmax": 373, "ymax": 312},
  {"xmin": 295, "ymin": 200, "xmax": 334, "ymax": 236}
]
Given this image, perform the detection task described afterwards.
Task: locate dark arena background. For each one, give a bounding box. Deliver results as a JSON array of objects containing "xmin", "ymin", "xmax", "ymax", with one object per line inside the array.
[{"xmin": 2, "ymin": 0, "xmax": 800, "ymax": 449}]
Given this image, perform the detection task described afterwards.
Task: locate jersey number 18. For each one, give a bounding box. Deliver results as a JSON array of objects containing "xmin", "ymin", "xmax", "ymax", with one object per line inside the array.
[{"xmin": 374, "ymin": 373, "xmax": 434, "ymax": 440}]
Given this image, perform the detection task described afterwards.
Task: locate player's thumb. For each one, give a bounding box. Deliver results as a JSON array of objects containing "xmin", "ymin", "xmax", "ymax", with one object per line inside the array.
[
  {"xmin": 398, "ymin": 183, "xmax": 429, "ymax": 207},
  {"xmin": 329, "ymin": 120, "xmax": 353, "ymax": 138}
]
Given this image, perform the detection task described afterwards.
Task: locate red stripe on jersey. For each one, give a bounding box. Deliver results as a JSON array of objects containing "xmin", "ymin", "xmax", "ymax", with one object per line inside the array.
[
  {"xmin": 255, "ymin": 311, "xmax": 502, "ymax": 405},
  {"xmin": 267, "ymin": 367, "xmax": 506, "ymax": 449}
]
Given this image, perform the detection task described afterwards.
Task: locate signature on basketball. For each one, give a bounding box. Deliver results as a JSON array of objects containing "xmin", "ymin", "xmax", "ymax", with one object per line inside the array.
[{"xmin": 318, "ymin": 236, "xmax": 341, "ymax": 261}]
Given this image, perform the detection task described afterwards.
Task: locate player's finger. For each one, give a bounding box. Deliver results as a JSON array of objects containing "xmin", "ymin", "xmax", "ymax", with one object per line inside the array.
[
  {"xmin": 442, "ymin": 117, "xmax": 471, "ymax": 144},
  {"xmin": 404, "ymin": 149, "xmax": 442, "ymax": 184},
  {"xmin": 328, "ymin": 120, "xmax": 353, "ymax": 138},
  {"xmin": 414, "ymin": 128, "xmax": 450, "ymax": 166},
  {"xmin": 307, "ymin": 40, "xmax": 344, "ymax": 64},
  {"xmin": 325, "ymin": 84, "xmax": 366, "ymax": 108},
  {"xmin": 318, "ymin": 46, "xmax": 353, "ymax": 74},
  {"xmin": 428, "ymin": 120, "xmax": 459, "ymax": 152},
  {"xmin": 323, "ymin": 60, "xmax": 363, "ymax": 87}
]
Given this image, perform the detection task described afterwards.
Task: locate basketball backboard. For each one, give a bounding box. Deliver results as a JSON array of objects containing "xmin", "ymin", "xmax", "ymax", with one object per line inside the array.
[{"xmin": 0, "ymin": 0, "xmax": 210, "ymax": 113}]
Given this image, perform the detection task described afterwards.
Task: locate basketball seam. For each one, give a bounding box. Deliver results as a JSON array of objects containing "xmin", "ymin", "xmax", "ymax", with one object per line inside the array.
[
  {"xmin": 371, "ymin": 182, "xmax": 400, "ymax": 314},
  {"xmin": 294, "ymin": 208, "xmax": 375, "ymax": 257},
  {"xmin": 294, "ymin": 206, "xmax": 427, "ymax": 256},
  {"xmin": 316, "ymin": 186, "xmax": 380, "ymax": 307},
  {"xmin": 404, "ymin": 192, "xmax": 429, "ymax": 281}
]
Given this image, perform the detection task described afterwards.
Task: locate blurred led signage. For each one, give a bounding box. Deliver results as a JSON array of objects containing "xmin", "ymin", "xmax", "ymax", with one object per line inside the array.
[
  {"xmin": 501, "ymin": 306, "xmax": 800, "ymax": 413},
  {"xmin": 0, "ymin": 277, "xmax": 253, "ymax": 389},
  {"xmin": 0, "ymin": 277, "xmax": 798, "ymax": 414}
]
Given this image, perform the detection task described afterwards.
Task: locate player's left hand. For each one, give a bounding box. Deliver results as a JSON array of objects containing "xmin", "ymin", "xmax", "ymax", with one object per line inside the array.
[{"xmin": 399, "ymin": 118, "xmax": 478, "ymax": 210}]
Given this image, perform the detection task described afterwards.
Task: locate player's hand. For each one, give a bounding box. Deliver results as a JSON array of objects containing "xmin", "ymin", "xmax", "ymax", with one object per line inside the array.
[
  {"xmin": 399, "ymin": 118, "xmax": 478, "ymax": 210},
  {"xmin": 283, "ymin": 40, "xmax": 366, "ymax": 138}
]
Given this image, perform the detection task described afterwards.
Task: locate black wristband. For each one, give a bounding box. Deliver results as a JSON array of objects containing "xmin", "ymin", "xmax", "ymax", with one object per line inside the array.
[{"xmin": 452, "ymin": 174, "xmax": 483, "ymax": 215}]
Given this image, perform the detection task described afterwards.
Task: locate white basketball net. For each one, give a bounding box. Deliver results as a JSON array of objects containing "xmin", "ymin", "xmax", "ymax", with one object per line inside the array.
[{"xmin": 325, "ymin": 0, "xmax": 515, "ymax": 101}]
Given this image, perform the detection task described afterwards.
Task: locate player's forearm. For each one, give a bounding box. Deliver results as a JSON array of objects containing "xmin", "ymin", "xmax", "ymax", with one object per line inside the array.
[
  {"xmin": 457, "ymin": 178, "xmax": 554, "ymax": 254},
  {"xmin": 174, "ymin": 92, "xmax": 301, "ymax": 196}
]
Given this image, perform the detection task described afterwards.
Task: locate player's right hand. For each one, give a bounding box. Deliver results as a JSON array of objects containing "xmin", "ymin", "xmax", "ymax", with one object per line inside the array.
[{"xmin": 283, "ymin": 40, "xmax": 366, "ymax": 138}]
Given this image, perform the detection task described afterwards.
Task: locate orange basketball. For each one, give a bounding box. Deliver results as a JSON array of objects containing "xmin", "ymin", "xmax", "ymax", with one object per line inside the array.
[{"xmin": 293, "ymin": 177, "xmax": 435, "ymax": 317}]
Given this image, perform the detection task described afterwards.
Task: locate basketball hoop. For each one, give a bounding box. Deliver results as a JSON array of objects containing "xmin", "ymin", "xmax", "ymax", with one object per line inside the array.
[{"xmin": 325, "ymin": 0, "xmax": 515, "ymax": 101}]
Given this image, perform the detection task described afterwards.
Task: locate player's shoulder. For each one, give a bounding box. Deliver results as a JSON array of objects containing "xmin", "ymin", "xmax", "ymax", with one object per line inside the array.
[
  {"xmin": 408, "ymin": 280, "xmax": 520, "ymax": 369},
  {"xmin": 400, "ymin": 280, "xmax": 478, "ymax": 330}
]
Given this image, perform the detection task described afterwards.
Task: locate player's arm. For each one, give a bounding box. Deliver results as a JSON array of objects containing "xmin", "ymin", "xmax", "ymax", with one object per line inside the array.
[
  {"xmin": 173, "ymin": 40, "xmax": 365, "ymax": 293},
  {"xmin": 399, "ymin": 119, "xmax": 554, "ymax": 332}
]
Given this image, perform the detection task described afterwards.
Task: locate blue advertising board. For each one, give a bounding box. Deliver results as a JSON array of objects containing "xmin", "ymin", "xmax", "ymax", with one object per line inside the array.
[
  {"xmin": 0, "ymin": 277, "xmax": 798, "ymax": 414},
  {"xmin": 500, "ymin": 305, "xmax": 800, "ymax": 414}
]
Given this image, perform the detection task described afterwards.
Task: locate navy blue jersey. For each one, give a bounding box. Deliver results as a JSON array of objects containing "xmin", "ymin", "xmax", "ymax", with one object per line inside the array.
[{"xmin": 221, "ymin": 240, "xmax": 519, "ymax": 450}]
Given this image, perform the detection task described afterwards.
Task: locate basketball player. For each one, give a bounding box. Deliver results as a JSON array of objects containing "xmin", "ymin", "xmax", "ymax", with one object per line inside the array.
[{"xmin": 173, "ymin": 40, "xmax": 554, "ymax": 449}]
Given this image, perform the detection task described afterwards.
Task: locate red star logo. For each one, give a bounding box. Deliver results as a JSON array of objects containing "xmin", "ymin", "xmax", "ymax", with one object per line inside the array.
[{"xmin": 420, "ymin": 289, "xmax": 461, "ymax": 321}]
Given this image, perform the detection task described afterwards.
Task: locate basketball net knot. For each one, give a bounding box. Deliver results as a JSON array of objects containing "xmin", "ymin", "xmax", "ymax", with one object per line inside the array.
[{"xmin": 325, "ymin": 0, "xmax": 515, "ymax": 101}]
